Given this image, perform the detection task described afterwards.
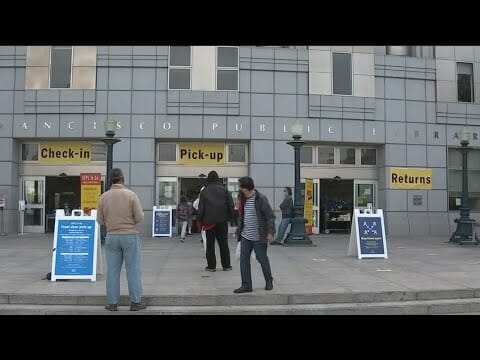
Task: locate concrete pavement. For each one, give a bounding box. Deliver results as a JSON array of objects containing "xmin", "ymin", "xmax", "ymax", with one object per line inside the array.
[{"xmin": 1, "ymin": 232, "xmax": 480, "ymax": 314}]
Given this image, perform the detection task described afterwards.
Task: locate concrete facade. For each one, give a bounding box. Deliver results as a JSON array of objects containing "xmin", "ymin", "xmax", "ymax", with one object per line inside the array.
[{"xmin": 1, "ymin": 45, "xmax": 480, "ymax": 237}]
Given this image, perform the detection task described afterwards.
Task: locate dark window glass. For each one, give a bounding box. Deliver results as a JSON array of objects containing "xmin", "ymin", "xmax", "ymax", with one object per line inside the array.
[
  {"xmin": 50, "ymin": 46, "xmax": 72, "ymax": 88},
  {"xmin": 333, "ymin": 53, "xmax": 352, "ymax": 95},
  {"xmin": 218, "ymin": 47, "xmax": 238, "ymax": 67},
  {"xmin": 169, "ymin": 46, "xmax": 191, "ymax": 66},
  {"xmin": 361, "ymin": 148, "xmax": 376, "ymax": 165},
  {"xmin": 217, "ymin": 69, "xmax": 238, "ymax": 90},
  {"xmin": 340, "ymin": 148, "xmax": 355, "ymax": 164},
  {"xmin": 169, "ymin": 69, "xmax": 190, "ymax": 89},
  {"xmin": 457, "ymin": 62, "xmax": 473, "ymax": 103},
  {"xmin": 158, "ymin": 144, "xmax": 176, "ymax": 161},
  {"xmin": 300, "ymin": 146, "xmax": 313, "ymax": 163}
]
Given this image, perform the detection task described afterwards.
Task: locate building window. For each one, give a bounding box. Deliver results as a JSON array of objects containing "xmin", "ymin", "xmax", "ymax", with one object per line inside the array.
[
  {"xmin": 318, "ymin": 147, "xmax": 335, "ymax": 164},
  {"xmin": 91, "ymin": 143, "xmax": 107, "ymax": 161},
  {"xmin": 361, "ymin": 148, "xmax": 377, "ymax": 165},
  {"xmin": 448, "ymin": 147, "xmax": 480, "ymax": 211},
  {"xmin": 339, "ymin": 147, "xmax": 355, "ymax": 165},
  {"xmin": 21, "ymin": 144, "xmax": 39, "ymax": 161},
  {"xmin": 50, "ymin": 46, "xmax": 72, "ymax": 88},
  {"xmin": 169, "ymin": 46, "xmax": 191, "ymax": 90},
  {"xmin": 228, "ymin": 144, "xmax": 246, "ymax": 163},
  {"xmin": 158, "ymin": 143, "xmax": 177, "ymax": 162},
  {"xmin": 216, "ymin": 47, "xmax": 238, "ymax": 91},
  {"xmin": 457, "ymin": 62, "xmax": 474, "ymax": 103},
  {"xmin": 300, "ymin": 146, "xmax": 313, "ymax": 164},
  {"xmin": 26, "ymin": 46, "xmax": 96, "ymax": 89},
  {"xmin": 332, "ymin": 53, "xmax": 352, "ymax": 95}
]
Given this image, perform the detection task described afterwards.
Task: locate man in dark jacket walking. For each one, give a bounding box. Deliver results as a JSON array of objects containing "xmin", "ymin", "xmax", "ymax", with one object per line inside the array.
[
  {"xmin": 234, "ymin": 176, "xmax": 276, "ymax": 293},
  {"xmin": 197, "ymin": 170, "xmax": 235, "ymax": 271}
]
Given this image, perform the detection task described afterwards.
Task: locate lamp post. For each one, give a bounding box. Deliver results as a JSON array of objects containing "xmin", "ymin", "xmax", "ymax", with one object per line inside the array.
[
  {"xmin": 450, "ymin": 127, "xmax": 479, "ymax": 244},
  {"xmin": 101, "ymin": 118, "xmax": 121, "ymax": 191},
  {"xmin": 284, "ymin": 123, "xmax": 313, "ymax": 246}
]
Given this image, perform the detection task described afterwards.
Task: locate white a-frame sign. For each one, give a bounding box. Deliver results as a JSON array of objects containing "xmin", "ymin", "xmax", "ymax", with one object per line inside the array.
[{"xmin": 348, "ymin": 208, "xmax": 388, "ymax": 259}]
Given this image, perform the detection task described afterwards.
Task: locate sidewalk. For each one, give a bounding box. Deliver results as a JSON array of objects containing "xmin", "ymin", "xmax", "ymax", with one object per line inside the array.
[{"xmin": 1, "ymin": 232, "xmax": 480, "ymax": 298}]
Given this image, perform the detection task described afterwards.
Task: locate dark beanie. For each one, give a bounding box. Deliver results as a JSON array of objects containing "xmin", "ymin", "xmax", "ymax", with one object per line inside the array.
[{"xmin": 207, "ymin": 170, "xmax": 219, "ymax": 183}]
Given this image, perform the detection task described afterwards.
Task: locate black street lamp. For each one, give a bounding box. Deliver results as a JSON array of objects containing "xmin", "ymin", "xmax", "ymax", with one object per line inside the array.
[
  {"xmin": 450, "ymin": 127, "xmax": 479, "ymax": 244},
  {"xmin": 101, "ymin": 118, "xmax": 121, "ymax": 191},
  {"xmin": 284, "ymin": 123, "xmax": 313, "ymax": 246}
]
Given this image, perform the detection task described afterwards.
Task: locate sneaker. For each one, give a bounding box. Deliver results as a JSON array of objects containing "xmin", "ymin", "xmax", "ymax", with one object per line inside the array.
[
  {"xmin": 180, "ymin": 238, "xmax": 185, "ymax": 242},
  {"xmin": 205, "ymin": 267, "xmax": 216, "ymax": 272},
  {"xmin": 130, "ymin": 302, "xmax": 147, "ymax": 311},
  {"xmin": 105, "ymin": 304, "xmax": 118, "ymax": 311},
  {"xmin": 223, "ymin": 266, "xmax": 233, "ymax": 271},
  {"xmin": 187, "ymin": 233, "xmax": 192, "ymax": 236},
  {"xmin": 270, "ymin": 241, "xmax": 282, "ymax": 245},
  {"xmin": 233, "ymin": 286, "xmax": 252, "ymax": 294},
  {"xmin": 265, "ymin": 281, "xmax": 273, "ymax": 291}
]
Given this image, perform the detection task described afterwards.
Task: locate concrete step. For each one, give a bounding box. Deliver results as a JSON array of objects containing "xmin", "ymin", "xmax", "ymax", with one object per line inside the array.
[
  {"xmin": 2, "ymin": 298, "xmax": 480, "ymax": 315},
  {"xmin": 2, "ymin": 288, "xmax": 480, "ymax": 307}
]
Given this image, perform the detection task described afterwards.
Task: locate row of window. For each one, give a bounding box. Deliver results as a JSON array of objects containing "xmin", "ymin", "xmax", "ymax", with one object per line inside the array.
[
  {"xmin": 26, "ymin": 46, "xmax": 97, "ymax": 89},
  {"xmin": 300, "ymin": 146, "xmax": 377, "ymax": 166},
  {"xmin": 169, "ymin": 46, "xmax": 239, "ymax": 91},
  {"xmin": 158, "ymin": 143, "xmax": 246, "ymax": 163},
  {"xmin": 21, "ymin": 143, "xmax": 106, "ymax": 161},
  {"xmin": 448, "ymin": 147, "xmax": 480, "ymax": 211}
]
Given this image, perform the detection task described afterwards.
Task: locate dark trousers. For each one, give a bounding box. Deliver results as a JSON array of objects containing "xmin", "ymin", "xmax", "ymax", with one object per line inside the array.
[
  {"xmin": 206, "ymin": 221, "xmax": 231, "ymax": 269},
  {"xmin": 240, "ymin": 236, "xmax": 273, "ymax": 289}
]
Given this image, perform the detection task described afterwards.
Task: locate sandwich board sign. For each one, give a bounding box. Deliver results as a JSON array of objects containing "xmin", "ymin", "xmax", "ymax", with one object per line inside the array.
[
  {"xmin": 152, "ymin": 206, "xmax": 172, "ymax": 237},
  {"xmin": 51, "ymin": 209, "xmax": 100, "ymax": 281},
  {"xmin": 348, "ymin": 208, "xmax": 388, "ymax": 259}
]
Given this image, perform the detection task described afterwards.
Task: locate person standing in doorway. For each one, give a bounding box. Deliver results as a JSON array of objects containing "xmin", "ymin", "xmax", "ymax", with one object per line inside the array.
[
  {"xmin": 197, "ymin": 171, "xmax": 235, "ymax": 271},
  {"xmin": 234, "ymin": 176, "xmax": 276, "ymax": 293},
  {"xmin": 271, "ymin": 187, "xmax": 293, "ymax": 245},
  {"xmin": 97, "ymin": 168, "xmax": 146, "ymax": 312},
  {"xmin": 177, "ymin": 196, "xmax": 190, "ymax": 242}
]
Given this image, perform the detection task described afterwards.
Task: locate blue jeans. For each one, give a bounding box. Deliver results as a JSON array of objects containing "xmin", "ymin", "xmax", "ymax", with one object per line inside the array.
[
  {"xmin": 240, "ymin": 236, "xmax": 273, "ymax": 289},
  {"xmin": 105, "ymin": 233, "xmax": 143, "ymax": 305},
  {"xmin": 276, "ymin": 218, "xmax": 291, "ymax": 243}
]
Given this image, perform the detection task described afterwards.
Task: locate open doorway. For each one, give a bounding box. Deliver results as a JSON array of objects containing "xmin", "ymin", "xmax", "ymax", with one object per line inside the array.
[
  {"xmin": 320, "ymin": 178, "xmax": 354, "ymax": 234},
  {"xmin": 45, "ymin": 176, "xmax": 81, "ymax": 233},
  {"xmin": 178, "ymin": 177, "xmax": 227, "ymax": 233}
]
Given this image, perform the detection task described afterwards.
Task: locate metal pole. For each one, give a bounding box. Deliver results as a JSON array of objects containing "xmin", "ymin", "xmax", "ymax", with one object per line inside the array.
[
  {"xmin": 106, "ymin": 142, "xmax": 113, "ymax": 191},
  {"xmin": 284, "ymin": 135, "xmax": 313, "ymax": 246},
  {"xmin": 0, "ymin": 207, "xmax": 6, "ymax": 236}
]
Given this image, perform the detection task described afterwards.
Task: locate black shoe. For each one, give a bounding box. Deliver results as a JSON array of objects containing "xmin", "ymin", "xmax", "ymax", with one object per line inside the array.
[
  {"xmin": 233, "ymin": 286, "xmax": 252, "ymax": 294},
  {"xmin": 105, "ymin": 304, "xmax": 118, "ymax": 311},
  {"xmin": 205, "ymin": 267, "xmax": 216, "ymax": 272},
  {"xmin": 130, "ymin": 302, "xmax": 147, "ymax": 311},
  {"xmin": 223, "ymin": 266, "xmax": 233, "ymax": 271},
  {"xmin": 265, "ymin": 281, "xmax": 273, "ymax": 291},
  {"xmin": 270, "ymin": 241, "xmax": 282, "ymax": 245}
]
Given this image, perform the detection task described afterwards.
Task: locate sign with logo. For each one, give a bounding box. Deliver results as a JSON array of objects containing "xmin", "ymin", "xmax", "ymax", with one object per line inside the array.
[
  {"xmin": 178, "ymin": 143, "xmax": 225, "ymax": 165},
  {"xmin": 152, "ymin": 206, "xmax": 172, "ymax": 237},
  {"xmin": 39, "ymin": 142, "xmax": 91, "ymax": 164},
  {"xmin": 51, "ymin": 209, "xmax": 99, "ymax": 281},
  {"xmin": 390, "ymin": 167, "xmax": 432, "ymax": 189},
  {"xmin": 348, "ymin": 209, "xmax": 388, "ymax": 259},
  {"xmin": 304, "ymin": 179, "xmax": 313, "ymax": 234},
  {"xmin": 0, "ymin": 194, "xmax": 5, "ymax": 208},
  {"xmin": 80, "ymin": 173, "xmax": 102, "ymax": 214}
]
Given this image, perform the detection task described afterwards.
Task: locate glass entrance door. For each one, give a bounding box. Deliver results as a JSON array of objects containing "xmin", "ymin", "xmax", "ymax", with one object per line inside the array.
[
  {"xmin": 22, "ymin": 176, "xmax": 45, "ymax": 233},
  {"xmin": 354, "ymin": 180, "xmax": 377, "ymax": 210}
]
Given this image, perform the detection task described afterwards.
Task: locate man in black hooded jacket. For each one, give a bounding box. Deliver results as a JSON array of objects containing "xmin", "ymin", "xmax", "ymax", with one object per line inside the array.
[{"xmin": 197, "ymin": 170, "xmax": 235, "ymax": 271}]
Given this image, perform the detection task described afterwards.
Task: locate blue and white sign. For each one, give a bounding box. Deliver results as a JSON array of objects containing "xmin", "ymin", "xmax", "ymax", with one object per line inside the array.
[
  {"xmin": 51, "ymin": 209, "xmax": 99, "ymax": 281},
  {"xmin": 348, "ymin": 209, "xmax": 388, "ymax": 259},
  {"xmin": 152, "ymin": 206, "xmax": 172, "ymax": 237}
]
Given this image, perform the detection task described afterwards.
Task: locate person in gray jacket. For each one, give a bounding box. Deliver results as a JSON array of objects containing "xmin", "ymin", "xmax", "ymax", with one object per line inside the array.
[
  {"xmin": 234, "ymin": 176, "xmax": 276, "ymax": 293},
  {"xmin": 197, "ymin": 171, "xmax": 235, "ymax": 271},
  {"xmin": 271, "ymin": 187, "xmax": 293, "ymax": 245}
]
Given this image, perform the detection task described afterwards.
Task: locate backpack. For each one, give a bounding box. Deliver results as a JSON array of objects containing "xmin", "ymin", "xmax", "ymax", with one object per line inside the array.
[{"xmin": 177, "ymin": 204, "xmax": 188, "ymax": 220}]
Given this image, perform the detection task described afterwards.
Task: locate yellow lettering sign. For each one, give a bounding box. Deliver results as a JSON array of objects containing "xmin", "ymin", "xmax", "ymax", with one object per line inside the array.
[
  {"xmin": 390, "ymin": 167, "xmax": 432, "ymax": 189},
  {"xmin": 178, "ymin": 143, "xmax": 226, "ymax": 165},
  {"xmin": 39, "ymin": 142, "xmax": 91, "ymax": 164}
]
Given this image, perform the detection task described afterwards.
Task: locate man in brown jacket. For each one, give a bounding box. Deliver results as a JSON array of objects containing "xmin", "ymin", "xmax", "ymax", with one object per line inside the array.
[{"xmin": 97, "ymin": 168, "xmax": 146, "ymax": 311}]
